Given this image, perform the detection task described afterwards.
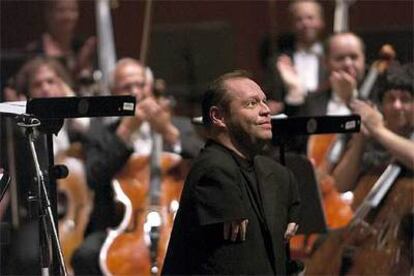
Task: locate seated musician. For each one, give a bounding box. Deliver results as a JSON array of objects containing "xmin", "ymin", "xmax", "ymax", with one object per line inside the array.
[
  {"xmin": 298, "ymin": 32, "xmax": 367, "ymax": 117},
  {"xmin": 278, "ymin": 32, "xmax": 366, "ymax": 154},
  {"xmin": 333, "ymin": 62, "xmax": 414, "ymax": 192},
  {"xmin": 263, "ymin": 0, "xmax": 327, "ymax": 116},
  {"xmin": 72, "ymin": 58, "xmax": 202, "ymax": 275}
]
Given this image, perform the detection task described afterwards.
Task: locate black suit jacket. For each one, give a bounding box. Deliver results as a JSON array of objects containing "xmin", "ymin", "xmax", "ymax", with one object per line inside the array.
[
  {"xmin": 299, "ymin": 89, "xmax": 332, "ymax": 116},
  {"xmin": 263, "ymin": 34, "xmax": 327, "ymax": 116},
  {"xmin": 162, "ymin": 140, "xmax": 300, "ymax": 275}
]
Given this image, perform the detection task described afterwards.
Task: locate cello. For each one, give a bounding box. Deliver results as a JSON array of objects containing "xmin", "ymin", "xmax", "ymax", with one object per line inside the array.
[
  {"xmin": 99, "ymin": 133, "xmax": 186, "ymax": 275},
  {"xmin": 288, "ymin": 0, "xmax": 358, "ymax": 257},
  {"xmin": 305, "ymin": 162, "xmax": 413, "ymax": 275},
  {"xmin": 294, "ymin": 44, "xmax": 396, "ymax": 255},
  {"xmin": 56, "ymin": 146, "xmax": 94, "ymax": 276}
]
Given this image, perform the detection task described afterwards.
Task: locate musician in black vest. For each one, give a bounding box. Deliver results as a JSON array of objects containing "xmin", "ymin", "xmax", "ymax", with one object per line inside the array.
[
  {"xmin": 162, "ymin": 70, "xmax": 300, "ymax": 275},
  {"xmin": 333, "ymin": 62, "xmax": 414, "ymax": 192}
]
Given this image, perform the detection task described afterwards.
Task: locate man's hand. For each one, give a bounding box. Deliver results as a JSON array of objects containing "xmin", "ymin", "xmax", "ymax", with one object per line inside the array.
[
  {"xmin": 224, "ymin": 219, "xmax": 248, "ymax": 242},
  {"xmin": 330, "ymin": 70, "xmax": 357, "ymax": 104},
  {"xmin": 284, "ymin": 222, "xmax": 298, "ymax": 240},
  {"xmin": 276, "ymin": 55, "xmax": 305, "ymax": 104},
  {"xmin": 75, "ymin": 36, "xmax": 97, "ymax": 76},
  {"xmin": 350, "ymin": 99, "xmax": 384, "ymax": 136}
]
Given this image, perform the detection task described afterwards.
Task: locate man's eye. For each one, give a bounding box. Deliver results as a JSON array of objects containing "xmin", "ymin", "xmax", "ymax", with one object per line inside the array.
[{"xmin": 246, "ymin": 101, "xmax": 257, "ymax": 107}]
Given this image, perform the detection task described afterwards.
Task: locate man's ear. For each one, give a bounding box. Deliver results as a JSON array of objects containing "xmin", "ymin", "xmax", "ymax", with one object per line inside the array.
[{"xmin": 210, "ymin": 106, "xmax": 226, "ymax": 128}]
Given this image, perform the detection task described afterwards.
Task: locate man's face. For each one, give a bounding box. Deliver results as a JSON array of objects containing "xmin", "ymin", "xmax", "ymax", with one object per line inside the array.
[
  {"xmin": 326, "ymin": 34, "xmax": 366, "ymax": 82},
  {"xmin": 29, "ymin": 65, "xmax": 63, "ymax": 98},
  {"xmin": 113, "ymin": 64, "xmax": 146, "ymax": 101},
  {"xmin": 291, "ymin": 1, "xmax": 324, "ymax": 45},
  {"xmin": 224, "ymin": 78, "xmax": 272, "ymax": 146},
  {"xmin": 382, "ymin": 89, "xmax": 413, "ymax": 134},
  {"xmin": 47, "ymin": 0, "xmax": 79, "ymax": 34}
]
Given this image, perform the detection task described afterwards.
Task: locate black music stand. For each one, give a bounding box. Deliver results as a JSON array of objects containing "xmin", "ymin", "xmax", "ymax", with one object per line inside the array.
[
  {"xmin": 1, "ymin": 95, "xmax": 135, "ymax": 276},
  {"xmin": 271, "ymin": 115, "xmax": 361, "ymax": 275}
]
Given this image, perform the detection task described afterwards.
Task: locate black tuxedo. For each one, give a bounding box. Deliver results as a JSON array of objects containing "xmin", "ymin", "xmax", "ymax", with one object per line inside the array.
[
  {"xmin": 162, "ymin": 140, "xmax": 300, "ymax": 275},
  {"xmin": 262, "ymin": 34, "xmax": 327, "ymax": 116}
]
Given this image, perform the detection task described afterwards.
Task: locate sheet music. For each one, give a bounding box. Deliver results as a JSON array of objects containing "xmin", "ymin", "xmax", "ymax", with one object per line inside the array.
[{"xmin": 0, "ymin": 101, "xmax": 26, "ymax": 115}]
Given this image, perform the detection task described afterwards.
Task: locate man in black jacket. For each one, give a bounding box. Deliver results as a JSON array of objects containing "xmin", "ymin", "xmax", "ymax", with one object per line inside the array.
[{"xmin": 162, "ymin": 71, "xmax": 300, "ymax": 275}]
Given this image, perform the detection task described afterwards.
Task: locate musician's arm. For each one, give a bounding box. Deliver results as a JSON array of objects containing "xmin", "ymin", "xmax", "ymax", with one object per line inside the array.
[
  {"xmin": 350, "ymin": 99, "xmax": 414, "ymax": 170},
  {"xmin": 332, "ymin": 133, "xmax": 367, "ymax": 192},
  {"xmin": 86, "ymin": 120, "xmax": 133, "ymax": 189},
  {"xmin": 160, "ymin": 123, "xmax": 180, "ymax": 149},
  {"xmin": 369, "ymin": 126, "xmax": 414, "ymax": 170}
]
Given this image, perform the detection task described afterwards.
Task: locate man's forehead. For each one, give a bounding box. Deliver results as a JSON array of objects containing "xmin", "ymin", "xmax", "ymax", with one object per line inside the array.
[
  {"xmin": 330, "ymin": 35, "xmax": 361, "ymax": 51},
  {"xmin": 225, "ymin": 78, "xmax": 262, "ymax": 99},
  {"xmin": 117, "ymin": 64, "xmax": 145, "ymax": 80},
  {"xmin": 33, "ymin": 66, "xmax": 57, "ymax": 79}
]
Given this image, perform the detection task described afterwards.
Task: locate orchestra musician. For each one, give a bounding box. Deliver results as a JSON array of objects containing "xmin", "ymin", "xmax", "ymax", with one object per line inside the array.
[
  {"xmin": 284, "ymin": 32, "xmax": 367, "ymax": 154},
  {"xmin": 298, "ymin": 32, "xmax": 366, "ymax": 118},
  {"xmin": 4, "ymin": 57, "xmax": 83, "ymax": 275},
  {"xmin": 71, "ymin": 58, "xmax": 202, "ymax": 275},
  {"xmin": 264, "ymin": 0, "xmax": 327, "ymax": 115},
  {"xmin": 333, "ymin": 62, "xmax": 414, "ymax": 192}
]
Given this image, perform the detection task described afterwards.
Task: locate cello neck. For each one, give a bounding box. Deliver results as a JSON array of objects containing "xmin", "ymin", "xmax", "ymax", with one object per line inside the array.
[
  {"xmin": 333, "ymin": 0, "xmax": 356, "ymax": 33},
  {"xmin": 95, "ymin": 0, "xmax": 117, "ymax": 94},
  {"xmin": 358, "ymin": 44, "xmax": 396, "ymax": 100},
  {"xmin": 149, "ymin": 132, "xmax": 163, "ymax": 206},
  {"xmin": 351, "ymin": 162, "xmax": 401, "ymax": 226}
]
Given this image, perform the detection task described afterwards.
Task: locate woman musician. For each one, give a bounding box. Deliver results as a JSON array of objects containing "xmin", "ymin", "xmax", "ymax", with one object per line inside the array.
[{"xmin": 333, "ymin": 62, "xmax": 414, "ymax": 194}]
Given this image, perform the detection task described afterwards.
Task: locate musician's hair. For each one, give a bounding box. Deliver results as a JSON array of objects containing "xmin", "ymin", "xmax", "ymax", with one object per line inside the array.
[
  {"xmin": 324, "ymin": 32, "xmax": 365, "ymax": 57},
  {"xmin": 14, "ymin": 56, "xmax": 72, "ymax": 98},
  {"xmin": 288, "ymin": 0, "xmax": 324, "ymax": 20},
  {"xmin": 201, "ymin": 70, "xmax": 252, "ymax": 128},
  {"xmin": 44, "ymin": 0, "xmax": 78, "ymax": 14},
  {"xmin": 377, "ymin": 62, "xmax": 413, "ymax": 102},
  {"xmin": 111, "ymin": 58, "xmax": 145, "ymax": 89}
]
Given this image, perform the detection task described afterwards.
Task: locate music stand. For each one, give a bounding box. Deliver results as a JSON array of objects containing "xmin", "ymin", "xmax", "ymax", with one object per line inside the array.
[
  {"xmin": 271, "ymin": 115, "xmax": 361, "ymax": 274},
  {"xmin": 0, "ymin": 95, "xmax": 135, "ymax": 276}
]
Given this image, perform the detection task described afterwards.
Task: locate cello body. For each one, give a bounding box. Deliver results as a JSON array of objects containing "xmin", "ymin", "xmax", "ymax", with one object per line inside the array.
[
  {"xmin": 99, "ymin": 152, "xmax": 185, "ymax": 276},
  {"xmin": 56, "ymin": 153, "xmax": 94, "ymax": 275},
  {"xmin": 305, "ymin": 176, "xmax": 413, "ymax": 275},
  {"xmin": 307, "ymin": 133, "xmax": 354, "ymax": 228}
]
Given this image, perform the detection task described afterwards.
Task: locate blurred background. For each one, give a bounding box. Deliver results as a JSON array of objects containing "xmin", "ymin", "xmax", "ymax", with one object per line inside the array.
[{"xmin": 1, "ymin": 0, "xmax": 413, "ymax": 116}]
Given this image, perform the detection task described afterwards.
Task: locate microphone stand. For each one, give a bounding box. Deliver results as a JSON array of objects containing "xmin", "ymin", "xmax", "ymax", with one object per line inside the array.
[{"xmin": 17, "ymin": 115, "xmax": 68, "ymax": 276}]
